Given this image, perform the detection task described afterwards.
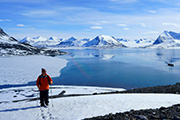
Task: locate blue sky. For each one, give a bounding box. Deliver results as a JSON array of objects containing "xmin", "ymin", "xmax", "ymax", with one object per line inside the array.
[{"xmin": 1, "ymin": 0, "xmax": 180, "ymax": 39}]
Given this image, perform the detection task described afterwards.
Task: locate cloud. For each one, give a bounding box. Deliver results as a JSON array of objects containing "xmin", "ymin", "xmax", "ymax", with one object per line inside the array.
[
  {"xmin": 90, "ymin": 26, "xmax": 102, "ymax": 29},
  {"xmin": 109, "ymin": 0, "xmax": 137, "ymax": 4},
  {"xmin": 16, "ymin": 24, "xmax": 26, "ymax": 27},
  {"xmin": 5, "ymin": 1, "xmax": 180, "ymax": 39},
  {"xmin": 162, "ymin": 22, "xmax": 180, "ymax": 27},
  {"xmin": 140, "ymin": 23, "xmax": 146, "ymax": 27},
  {"xmin": 22, "ymin": 10, "xmax": 57, "ymax": 17},
  {"xmin": 123, "ymin": 28, "xmax": 130, "ymax": 30},
  {"xmin": 118, "ymin": 24, "xmax": 127, "ymax": 27},
  {"xmin": 147, "ymin": 10, "xmax": 156, "ymax": 14},
  {"xmin": 16, "ymin": 24, "xmax": 36, "ymax": 30},
  {"xmin": 0, "ymin": 19, "xmax": 12, "ymax": 22},
  {"xmin": 100, "ymin": 21, "xmax": 109, "ymax": 24}
]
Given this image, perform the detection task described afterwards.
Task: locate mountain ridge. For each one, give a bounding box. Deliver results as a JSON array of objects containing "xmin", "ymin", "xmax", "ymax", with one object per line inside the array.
[{"xmin": 0, "ymin": 28, "xmax": 66, "ymax": 56}]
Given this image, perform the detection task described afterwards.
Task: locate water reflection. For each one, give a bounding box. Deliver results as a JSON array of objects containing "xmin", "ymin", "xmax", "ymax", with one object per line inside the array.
[
  {"xmin": 60, "ymin": 49, "xmax": 180, "ymax": 74},
  {"xmin": 56, "ymin": 48, "xmax": 180, "ymax": 89}
]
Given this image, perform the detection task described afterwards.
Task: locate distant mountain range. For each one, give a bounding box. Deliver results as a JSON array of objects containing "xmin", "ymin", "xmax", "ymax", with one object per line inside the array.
[
  {"xmin": 20, "ymin": 31, "xmax": 180, "ymax": 48},
  {"xmin": 0, "ymin": 28, "xmax": 65, "ymax": 56},
  {"xmin": 1, "ymin": 27, "xmax": 180, "ymax": 56},
  {"xmin": 19, "ymin": 34, "xmax": 155, "ymax": 48}
]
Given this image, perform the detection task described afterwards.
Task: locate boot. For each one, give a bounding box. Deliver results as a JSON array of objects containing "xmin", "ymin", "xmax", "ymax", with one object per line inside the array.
[{"xmin": 41, "ymin": 103, "xmax": 45, "ymax": 107}]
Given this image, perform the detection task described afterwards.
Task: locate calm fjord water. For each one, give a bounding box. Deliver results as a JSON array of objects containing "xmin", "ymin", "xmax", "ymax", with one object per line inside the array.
[{"xmin": 54, "ymin": 48, "xmax": 180, "ymax": 89}]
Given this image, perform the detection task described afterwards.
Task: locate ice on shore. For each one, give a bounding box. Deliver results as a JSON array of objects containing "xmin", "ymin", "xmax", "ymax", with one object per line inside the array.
[{"xmin": 0, "ymin": 55, "xmax": 68, "ymax": 85}]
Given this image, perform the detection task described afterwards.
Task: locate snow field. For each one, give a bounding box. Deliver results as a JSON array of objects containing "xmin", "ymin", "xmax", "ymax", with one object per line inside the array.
[
  {"xmin": 0, "ymin": 93, "xmax": 180, "ymax": 120},
  {"xmin": 0, "ymin": 55, "xmax": 68, "ymax": 85},
  {"xmin": 0, "ymin": 86, "xmax": 125, "ymax": 103}
]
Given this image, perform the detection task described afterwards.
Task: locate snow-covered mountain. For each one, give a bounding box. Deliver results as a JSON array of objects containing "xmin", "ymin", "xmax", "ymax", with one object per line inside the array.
[
  {"xmin": 17, "ymin": 30, "xmax": 180, "ymax": 49},
  {"xmin": 118, "ymin": 38, "xmax": 155, "ymax": 48},
  {"xmin": 57, "ymin": 37, "xmax": 78, "ymax": 47},
  {"xmin": 0, "ymin": 28, "xmax": 19, "ymax": 44},
  {"xmin": 117, "ymin": 38, "xmax": 130, "ymax": 42},
  {"xmin": 0, "ymin": 28, "xmax": 41, "ymax": 56},
  {"xmin": 20, "ymin": 36, "xmax": 62, "ymax": 48},
  {"xmin": 20, "ymin": 37, "xmax": 36, "ymax": 45},
  {"xmin": 83, "ymin": 35, "xmax": 126, "ymax": 48},
  {"xmin": 20, "ymin": 36, "xmax": 89, "ymax": 48},
  {"xmin": 152, "ymin": 31, "xmax": 180, "ymax": 48},
  {"xmin": 0, "ymin": 28, "xmax": 65, "ymax": 56},
  {"xmin": 74, "ymin": 38, "xmax": 90, "ymax": 47},
  {"xmin": 153, "ymin": 31, "xmax": 179, "ymax": 45}
]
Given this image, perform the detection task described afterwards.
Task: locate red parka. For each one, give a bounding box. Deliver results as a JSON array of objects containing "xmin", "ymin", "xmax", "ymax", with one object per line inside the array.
[{"xmin": 36, "ymin": 74, "xmax": 53, "ymax": 91}]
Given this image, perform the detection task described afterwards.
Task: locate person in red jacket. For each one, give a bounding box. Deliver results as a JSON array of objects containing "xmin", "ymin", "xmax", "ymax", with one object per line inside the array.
[{"xmin": 36, "ymin": 68, "xmax": 53, "ymax": 107}]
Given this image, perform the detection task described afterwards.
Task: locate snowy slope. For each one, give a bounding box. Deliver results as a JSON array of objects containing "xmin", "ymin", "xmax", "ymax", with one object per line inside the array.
[
  {"xmin": 34, "ymin": 36, "xmax": 61, "ymax": 47},
  {"xmin": 20, "ymin": 36, "xmax": 61, "ymax": 48},
  {"xmin": 57, "ymin": 37, "xmax": 79, "ymax": 47},
  {"xmin": 153, "ymin": 31, "xmax": 180, "ymax": 45},
  {"xmin": 19, "ymin": 37, "xmax": 36, "ymax": 45},
  {"xmin": 0, "ymin": 87, "xmax": 180, "ymax": 120},
  {"xmin": 75, "ymin": 38, "xmax": 90, "ymax": 47},
  {"xmin": 0, "ymin": 28, "xmax": 42, "ymax": 56},
  {"xmin": 152, "ymin": 31, "xmax": 180, "ymax": 48},
  {"xmin": 0, "ymin": 28, "xmax": 65, "ymax": 56},
  {"xmin": 83, "ymin": 35, "xmax": 126, "ymax": 48},
  {"xmin": 0, "ymin": 86, "xmax": 125, "ymax": 103},
  {"xmin": 119, "ymin": 38, "xmax": 155, "ymax": 48},
  {"xmin": 0, "ymin": 28, "xmax": 20, "ymax": 44}
]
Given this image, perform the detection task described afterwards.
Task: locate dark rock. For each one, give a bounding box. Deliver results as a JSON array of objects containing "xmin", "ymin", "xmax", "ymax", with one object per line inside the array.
[
  {"xmin": 173, "ymin": 116, "xmax": 180, "ymax": 120},
  {"xmin": 135, "ymin": 115, "xmax": 148, "ymax": 120},
  {"xmin": 160, "ymin": 107, "xmax": 167, "ymax": 110}
]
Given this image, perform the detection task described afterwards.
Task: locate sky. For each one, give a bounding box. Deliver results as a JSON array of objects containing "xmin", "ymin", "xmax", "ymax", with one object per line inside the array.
[{"xmin": 1, "ymin": 0, "xmax": 180, "ymax": 40}]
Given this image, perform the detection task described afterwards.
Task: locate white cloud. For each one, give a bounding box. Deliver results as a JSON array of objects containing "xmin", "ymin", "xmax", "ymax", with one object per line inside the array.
[
  {"xmin": 140, "ymin": 23, "xmax": 146, "ymax": 27},
  {"xmin": 118, "ymin": 24, "xmax": 127, "ymax": 27},
  {"xmin": 100, "ymin": 21, "xmax": 109, "ymax": 24},
  {"xmin": 17, "ymin": 24, "xmax": 26, "ymax": 27},
  {"xmin": 0, "ymin": 19, "xmax": 12, "ymax": 22},
  {"xmin": 16, "ymin": 24, "xmax": 36, "ymax": 30},
  {"xmin": 162, "ymin": 22, "xmax": 180, "ymax": 27},
  {"xmin": 123, "ymin": 28, "xmax": 130, "ymax": 30},
  {"xmin": 90, "ymin": 26, "xmax": 102, "ymax": 29},
  {"xmin": 110, "ymin": 0, "xmax": 137, "ymax": 4},
  {"xmin": 22, "ymin": 10, "xmax": 57, "ymax": 17},
  {"xmin": 148, "ymin": 10, "xmax": 156, "ymax": 14}
]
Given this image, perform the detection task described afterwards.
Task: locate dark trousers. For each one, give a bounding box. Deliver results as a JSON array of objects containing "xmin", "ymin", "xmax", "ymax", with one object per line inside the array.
[{"xmin": 40, "ymin": 90, "xmax": 49, "ymax": 105}]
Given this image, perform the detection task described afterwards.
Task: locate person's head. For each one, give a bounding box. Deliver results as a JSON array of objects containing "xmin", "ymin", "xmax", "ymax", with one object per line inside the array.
[{"xmin": 42, "ymin": 68, "xmax": 46, "ymax": 76}]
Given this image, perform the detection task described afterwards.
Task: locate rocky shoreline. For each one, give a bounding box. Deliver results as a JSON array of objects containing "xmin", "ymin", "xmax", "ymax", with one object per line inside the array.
[
  {"xmin": 85, "ymin": 83, "xmax": 180, "ymax": 120},
  {"xmin": 120, "ymin": 83, "xmax": 180, "ymax": 94}
]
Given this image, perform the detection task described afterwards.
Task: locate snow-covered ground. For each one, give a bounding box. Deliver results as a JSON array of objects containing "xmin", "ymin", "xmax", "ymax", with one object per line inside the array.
[
  {"xmin": 0, "ymin": 85, "xmax": 180, "ymax": 120},
  {"xmin": 0, "ymin": 86, "xmax": 125, "ymax": 102},
  {"xmin": 0, "ymin": 55, "xmax": 68, "ymax": 85},
  {"xmin": 1, "ymin": 54, "xmax": 180, "ymax": 120}
]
